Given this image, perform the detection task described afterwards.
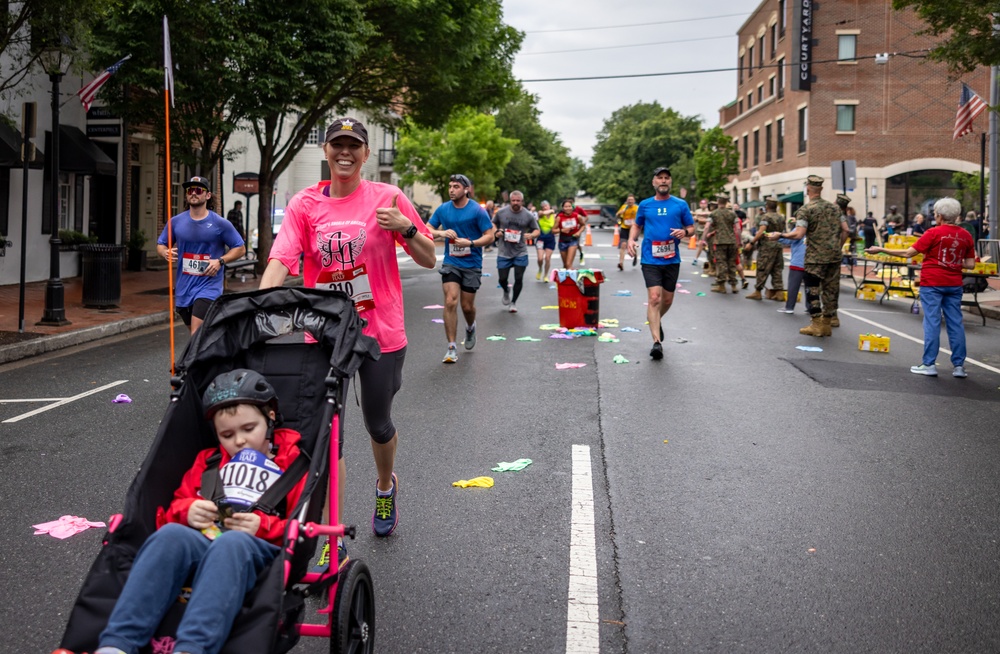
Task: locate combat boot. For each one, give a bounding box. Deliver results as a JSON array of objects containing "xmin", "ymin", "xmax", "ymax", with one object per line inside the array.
[
  {"xmin": 730, "ymin": 283, "xmax": 739, "ymax": 293},
  {"xmin": 745, "ymin": 290, "xmax": 763, "ymax": 300},
  {"xmin": 799, "ymin": 315, "xmax": 832, "ymax": 337},
  {"xmin": 764, "ymin": 289, "xmax": 775, "ymax": 300},
  {"xmin": 829, "ymin": 313, "xmax": 840, "ymax": 328},
  {"xmin": 710, "ymin": 284, "xmax": 727, "ymax": 293},
  {"xmin": 771, "ymin": 290, "xmax": 786, "ymax": 302}
]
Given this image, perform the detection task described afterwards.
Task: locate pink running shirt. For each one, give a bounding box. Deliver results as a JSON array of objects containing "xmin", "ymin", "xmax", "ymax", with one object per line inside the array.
[{"xmin": 269, "ymin": 180, "xmax": 432, "ymax": 352}]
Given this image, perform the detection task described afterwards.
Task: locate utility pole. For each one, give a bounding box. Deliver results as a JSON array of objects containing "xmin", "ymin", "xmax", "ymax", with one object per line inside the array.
[{"xmin": 990, "ymin": 14, "xmax": 999, "ymax": 240}]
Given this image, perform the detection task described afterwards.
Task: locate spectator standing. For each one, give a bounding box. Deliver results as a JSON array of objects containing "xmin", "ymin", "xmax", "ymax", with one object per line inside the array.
[{"xmin": 227, "ymin": 200, "xmax": 246, "ymax": 242}]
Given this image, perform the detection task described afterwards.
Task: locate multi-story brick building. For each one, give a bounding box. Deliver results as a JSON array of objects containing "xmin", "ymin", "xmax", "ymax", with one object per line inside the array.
[{"xmin": 720, "ymin": 0, "xmax": 991, "ymax": 225}]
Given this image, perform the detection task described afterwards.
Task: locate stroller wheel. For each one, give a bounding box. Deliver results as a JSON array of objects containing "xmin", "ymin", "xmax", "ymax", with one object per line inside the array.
[{"xmin": 331, "ymin": 559, "xmax": 375, "ymax": 654}]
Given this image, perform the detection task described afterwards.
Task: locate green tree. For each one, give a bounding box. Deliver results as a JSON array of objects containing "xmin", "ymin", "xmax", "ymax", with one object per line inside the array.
[
  {"xmin": 493, "ymin": 90, "xmax": 572, "ymax": 204},
  {"xmin": 892, "ymin": 0, "xmax": 1000, "ymax": 72},
  {"xmin": 585, "ymin": 102, "xmax": 702, "ymax": 203},
  {"xmin": 694, "ymin": 127, "xmax": 740, "ymax": 201},
  {"xmin": 91, "ymin": 0, "xmax": 522, "ymax": 262},
  {"xmin": 953, "ymin": 171, "xmax": 989, "ymax": 212},
  {"xmin": 395, "ymin": 107, "xmax": 517, "ymax": 201}
]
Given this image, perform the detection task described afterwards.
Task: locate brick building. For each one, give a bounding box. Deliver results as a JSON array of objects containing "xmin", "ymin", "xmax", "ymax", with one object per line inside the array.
[{"xmin": 720, "ymin": 0, "xmax": 991, "ymax": 225}]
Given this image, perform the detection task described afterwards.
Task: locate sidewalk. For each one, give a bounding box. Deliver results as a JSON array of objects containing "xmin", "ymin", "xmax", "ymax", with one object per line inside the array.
[{"xmin": 0, "ymin": 268, "xmax": 262, "ymax": 365}]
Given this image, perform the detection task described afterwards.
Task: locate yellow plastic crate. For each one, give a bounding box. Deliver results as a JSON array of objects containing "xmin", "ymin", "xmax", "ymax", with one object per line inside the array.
[
  {"xmin": 858, "ymin": 333, "xmax": 890, "ymax": 353},
  {"xmin": 857, "ymin": 285, "xmax": 879, "ymax": 301}
]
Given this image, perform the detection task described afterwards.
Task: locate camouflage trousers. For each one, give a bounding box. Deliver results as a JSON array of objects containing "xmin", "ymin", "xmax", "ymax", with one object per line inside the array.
[
  {"xmin": 714, "ymin": 244, "xmax": 738, "ymax": 285},
  {"xmin": 755, "ymin": 248, "xmax": 785, "ymax": 292},
  {"xmin": 803, "ymin": 262, "xmax": 841, "ymax": 317}
]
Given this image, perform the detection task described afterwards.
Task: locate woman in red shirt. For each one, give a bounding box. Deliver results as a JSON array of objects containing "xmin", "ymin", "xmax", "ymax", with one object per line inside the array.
[
  {"xmin": 553, "ymin": 198, "xmax": 587, "ymax": 270},
  {"xmin": 867, "ymin": 197, "xmax": 976, "ymax": 378}
]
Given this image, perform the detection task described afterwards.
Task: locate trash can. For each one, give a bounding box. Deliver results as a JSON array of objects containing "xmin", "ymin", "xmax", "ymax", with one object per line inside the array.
[
  {"xmin": 81, "ymin": 244, "xmax": 125, "ymax": 309},
  {"xmin": 552, "ymin": 269, "xmax": 605, "ymax": 329}
]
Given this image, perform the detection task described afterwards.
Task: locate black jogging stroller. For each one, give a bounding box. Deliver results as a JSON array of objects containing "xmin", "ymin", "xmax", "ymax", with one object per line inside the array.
[{"xmin": 56, "ymin": 287, "xmax": 381, "ymax": 654}]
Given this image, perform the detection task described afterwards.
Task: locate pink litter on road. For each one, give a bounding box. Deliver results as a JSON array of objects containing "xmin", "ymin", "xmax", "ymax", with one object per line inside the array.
[
  {"xmin": 113, "ymin": 394, "xmax": 132, "ymax": 404},
  {"xmin": 676, "ymin": 289, "xmax": 691, "ymax": 294},
  {"xmin": 555, "ymin": 363, "xmax": 587, "ymax": 370},
  {"xmin": 550, "ymin": 333, "xmax": 575, "ymax": 339},
  {"xmin": 431, "ymin": 318, "xmax": 444, "ymax": 323},
  {"xmin": 33, "ymin": 515, "xmax": 106, "ymax": 539},
  {"xmin": 423, "ymin": 304, "xmax": 445, "ymax": 309}
]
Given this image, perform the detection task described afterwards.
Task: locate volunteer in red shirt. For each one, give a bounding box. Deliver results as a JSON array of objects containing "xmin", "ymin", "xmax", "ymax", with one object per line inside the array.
[{"xmin": 867, "ymin": 197, "xmax": 976, "ymax": 378}]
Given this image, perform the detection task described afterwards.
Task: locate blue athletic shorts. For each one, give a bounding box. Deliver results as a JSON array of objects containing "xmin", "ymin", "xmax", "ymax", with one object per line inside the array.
[
  {"xmin": 535, "ymin": 234, "xmax": 556, "ymax": 250},
  {"xmin": 558, "ymin": 237, "xmax": 579, "ymax": 252},
  {"xmin": 497, "ymin": 255, "xmax": 528, "ymax": 270}
]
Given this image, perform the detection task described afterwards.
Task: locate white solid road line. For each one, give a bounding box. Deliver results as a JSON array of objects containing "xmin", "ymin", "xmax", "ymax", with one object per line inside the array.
[
  {"xmin": 838, "ymin": 309, "xmax": 1000, "ymax": 375},
  {"xmin": 567, "ymin": 444, "xmax": 600, "ymax": 654},
  {"xmin": 2, "ymin": 379, "xmax": 129, "ymax": 424}
]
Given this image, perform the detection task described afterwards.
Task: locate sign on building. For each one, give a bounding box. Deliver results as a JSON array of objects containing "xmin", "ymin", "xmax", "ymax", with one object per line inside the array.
[{"xmin": 791, "ymin": 0, "xmax": 814, "ymax": 92}]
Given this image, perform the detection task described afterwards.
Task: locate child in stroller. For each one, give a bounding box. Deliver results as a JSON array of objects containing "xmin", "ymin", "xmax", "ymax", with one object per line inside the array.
[{"xmin": 56, "ymin": 288, "xmax": 381, "ymax": 654}]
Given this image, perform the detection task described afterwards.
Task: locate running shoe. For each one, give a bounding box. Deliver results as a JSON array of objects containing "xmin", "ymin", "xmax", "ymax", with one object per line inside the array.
[
  {"xmin": 509, "ymin": 304, "xmax": 518, "ymax": 313},
  {"xmin": 465, "ymin": 325, "xmax": 476, "ymax": 350},
  {"xmin": 373, "ymin": 472, "xmax": 398, "ymax": 537},
  {"xmin": 310, "ymin": 539, "xmax": 350, "ymax": 575},
  {"xmin": 650, "ymin": 342, "xmax": 664, "ymax": 360},
  {"xmin": 443, "ymin": 346, "xmax": 458, "ymax": 364},
  {"xmin": 741, "ymin": 279, "xmax": 749, "ymax": 289},
  {"xmin": 910, "ymin": 364, "xmax": 938, "ymax": 376},
  {"xmin": 690, "ymin": 258, "xmax": 699, "ymax": 266},
  {"xmin": 536, "ymin": 270, "xmax": 542, "ymax": 281},
  {"xmin": 618, "ymin": 262, "xmax": 624, "ymax": 271},
  {"xmin": 580, "ymin": 252, "xmax": 585, "ymax": 264},
  {"xmin": 777, "ymin": 308, "xmax": 794, "ymax": 314},
  {"xmin": 502, "ymin": 288, "xmax": 510, "ymax": 306},
  {"xmin": 953, "ymin": 366, "xmax": 968, "ymax": 378}
]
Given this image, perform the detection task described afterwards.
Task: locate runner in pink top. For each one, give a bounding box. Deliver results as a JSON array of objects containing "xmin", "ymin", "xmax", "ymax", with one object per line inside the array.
[{"xmin": 261, "ymin": 117, "xmax": 436, "ymax": 552}]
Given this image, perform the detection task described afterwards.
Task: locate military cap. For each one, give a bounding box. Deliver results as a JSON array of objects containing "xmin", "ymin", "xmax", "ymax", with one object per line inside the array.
[
  {"xmin": 806, "ymin": 175, "xmax": 824, "ymax": 187},
  {"xmin": 715, "ymin": 192, "xmax": 730, "ymax": 201},
  {"xmin": 707, "ymin": 200, "xmax": 718, "ymax": 208},
  {"xmin": 836, "ymin": 193, "xmax": 851, "ymax": 208}
]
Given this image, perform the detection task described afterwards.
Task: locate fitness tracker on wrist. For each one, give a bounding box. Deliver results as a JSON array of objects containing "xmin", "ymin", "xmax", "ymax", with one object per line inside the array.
[{"xmin": 403, "ymin": 224, "xmax": 418, "ymax": 239}]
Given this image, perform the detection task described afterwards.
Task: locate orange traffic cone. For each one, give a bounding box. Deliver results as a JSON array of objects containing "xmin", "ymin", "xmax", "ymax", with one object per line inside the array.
[
  {"xmin": 612, "ymin": 230, "xmax": 620, "ymax": 247},
  {"xmin": 687, "ymin": 235, "xmax": 697, "ymax": 249},
  {"xmin": 585, "ymin": 224, "xmax": 593, "ymax": 246}
]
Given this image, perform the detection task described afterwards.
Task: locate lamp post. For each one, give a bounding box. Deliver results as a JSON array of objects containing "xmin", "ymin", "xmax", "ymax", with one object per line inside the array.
[{"xmin": 37, "ymin": 46, "xmax": 71, "ymax": 326}]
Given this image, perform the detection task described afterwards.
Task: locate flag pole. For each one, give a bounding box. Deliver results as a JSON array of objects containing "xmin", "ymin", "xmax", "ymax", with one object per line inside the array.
[
  {"xmin": 990, "ymin": 13, "xmax": 999, "ymax": 241},
  {"xmin": 164, "ymin": 16, "xmax": 176, "ymax": 376}
]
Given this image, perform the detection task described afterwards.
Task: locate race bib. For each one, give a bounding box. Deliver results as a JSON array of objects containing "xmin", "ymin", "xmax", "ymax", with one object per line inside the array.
[
  {"xmin": 651, "ymin": 240, "xmax": 676, "ymax": 259},
  {"xmin": 181, "ymin": 253, "xmax": 211, "ymax": 276},
  {"xmin": 504, "ymin": 228, "xmax": 521, "ymax": 243},
  {"xmin": 623, "ymin": 219, "xmax": 634, "ymax": 226},
  {"xmin": 218, "ymin": 449, "xmax": 283, "ymax": 511},
  {"xmin": 561, "ymin": 218, "xmax": 578, "ymax": 232},
  {"xmin": 315, "ymin": 264, "xmax": 375, "ymax": 312},
  {"xmin": 449, "ymin": 242, "xmax": 470, "ymax": 258}
]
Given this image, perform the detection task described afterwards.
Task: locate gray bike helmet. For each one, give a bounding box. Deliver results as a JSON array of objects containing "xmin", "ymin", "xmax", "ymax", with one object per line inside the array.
[{"xmin": 202, "ymin": 369, "xmax": 279, "ymax": 420}]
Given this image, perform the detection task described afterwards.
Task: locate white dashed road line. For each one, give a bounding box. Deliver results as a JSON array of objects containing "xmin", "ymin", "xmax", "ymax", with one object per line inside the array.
[
  {"xmin": 2, "ymin": 379, "xmax": 129, "ymax": 424},
  {"xmin": 567, "ymin": 444, "xmax": 600, "ymax": 653}
]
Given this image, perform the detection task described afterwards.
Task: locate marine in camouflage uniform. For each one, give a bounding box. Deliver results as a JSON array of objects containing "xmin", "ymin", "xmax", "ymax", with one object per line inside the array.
[
  {"xmin": 708, "ymin": 195, "xmax": 739, "ymax": 293},
  {"xmin": 745, "ymin": 198, "xmax": 785, "ymax": 300},
  {"xmin": 780, "ymin": 175, "xmax": 849, "ymax": 336}
]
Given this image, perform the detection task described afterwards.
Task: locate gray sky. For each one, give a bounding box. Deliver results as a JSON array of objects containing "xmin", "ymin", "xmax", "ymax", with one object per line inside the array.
[{"xmin": 504, "ymin": 0, "xmax": 750, "ymax": 164}]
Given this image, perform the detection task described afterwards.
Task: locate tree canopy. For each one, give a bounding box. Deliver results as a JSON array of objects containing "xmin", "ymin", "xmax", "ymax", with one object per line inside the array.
[
  {"xmin": 584, "ymin": 101, "xmax": 702, "ymax": 203},
  {"xmin": 394, "ymin": 107, "xmax": 517, "ymax": 201},
  {"xmin": 694, "ymin": 127, "xmax": 740, "ymax": 202},
  {"xmin": 493, "ymin": 90, "xmax": 572, "ymax": 204},
  {"xmin": 892, "ymin": 0, "xmax": 1000, "ymax": 72}
]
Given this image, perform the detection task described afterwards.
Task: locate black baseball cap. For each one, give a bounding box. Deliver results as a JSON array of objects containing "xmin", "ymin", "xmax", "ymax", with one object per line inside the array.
[
  {"xmin": 653, "ymin": 167, "xmax": 672, "ymax": 177},
  {"xmin": 325, "ymin": 117, "xmax": 369, "ymax": 145},
  {"xmin": 182, "ymin": 176, "xmax": 211, "ymax": 191},
  {"xmin": 450, "ymin": 174, "xmax": 472, "ymax": 187}
]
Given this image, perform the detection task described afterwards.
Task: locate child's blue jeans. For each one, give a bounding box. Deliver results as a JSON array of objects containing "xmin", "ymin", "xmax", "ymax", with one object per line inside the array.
[{"xmin": 99, "ymin": 522, "xmax": 279, "ymax": 654}]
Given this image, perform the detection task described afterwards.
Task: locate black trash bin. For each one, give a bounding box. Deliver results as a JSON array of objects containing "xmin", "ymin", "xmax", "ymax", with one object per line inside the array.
[{"xmin": 81, "ymin": 244, "xmax": 125, "ymax": 309}]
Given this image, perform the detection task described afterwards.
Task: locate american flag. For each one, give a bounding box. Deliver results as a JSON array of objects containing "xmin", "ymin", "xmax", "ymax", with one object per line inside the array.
[
  {"xmin": 953, "ymin": 82, "xmax": 987, "ymax": 140},
  {"xmin": 76, "ymin": 55, "xmax": 131, "ymax": 112}
]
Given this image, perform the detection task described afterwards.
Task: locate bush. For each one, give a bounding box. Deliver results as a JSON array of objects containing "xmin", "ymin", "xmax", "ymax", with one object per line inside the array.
[
  {"xmin": 127, "ymin": 228, "xmax": 147, "ymax": 251},
  {"xmin": 58, "ymin": 230, "xmax": 97, "ymax": 247}
]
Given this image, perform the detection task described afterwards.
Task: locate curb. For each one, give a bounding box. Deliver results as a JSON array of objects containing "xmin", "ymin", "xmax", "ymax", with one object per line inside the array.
[{"xmin": 0, "ymin": 311, "xmax": 171, "ymax": 366}]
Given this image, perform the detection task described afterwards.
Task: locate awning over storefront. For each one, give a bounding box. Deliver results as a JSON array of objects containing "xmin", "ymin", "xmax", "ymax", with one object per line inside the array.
[
  {"xmin": 777, "ymin": 191, "xmax": 804, "ymax": 204},
  {"xmin": 59, "ymin": 125, "xmax": 115, "ymax": 175},
  {"xmin": 0, "ymin": 122, "xmax": 45, "ymax": 169},
  {"xmin": 742, "ymin": 200, "xmax": 766, "ymax": 208}
]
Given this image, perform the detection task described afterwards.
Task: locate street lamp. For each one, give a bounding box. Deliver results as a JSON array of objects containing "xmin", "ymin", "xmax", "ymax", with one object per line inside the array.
[{"xmin": 37, "ymin": 45, "xmax": 71, "ymax": 326}]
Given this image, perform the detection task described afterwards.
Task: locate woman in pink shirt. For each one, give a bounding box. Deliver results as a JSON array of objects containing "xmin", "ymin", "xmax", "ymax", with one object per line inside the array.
[
  {"xmin": 867, "ymin": 197, "xmax": 976, "ymax": 378},
  {"xmin": 261, "ymin": 117, "xmax": 436, "ymax": 556}
]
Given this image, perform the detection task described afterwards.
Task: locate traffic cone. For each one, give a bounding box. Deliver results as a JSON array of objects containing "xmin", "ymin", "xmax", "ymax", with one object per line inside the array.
[
  {"xmin": 612, "ymin": 230, "xmax": 620, "ymax": 247},
  {"xmin": 585, "ymin": 225, "xmax": 593, "ymax": 246},
  {"xmin": 687, "ymin": 235, "xmax": 696, "ymax": 249}
]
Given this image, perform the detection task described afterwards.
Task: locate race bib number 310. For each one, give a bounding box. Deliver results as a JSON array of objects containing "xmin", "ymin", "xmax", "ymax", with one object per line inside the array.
[
  {"xmin": 218, "ymin": 449, "xmax": 283, "ymax": 510},
  {"xmin": 316, "ymin": 264, "xmax": 375, "ymax": 312}
]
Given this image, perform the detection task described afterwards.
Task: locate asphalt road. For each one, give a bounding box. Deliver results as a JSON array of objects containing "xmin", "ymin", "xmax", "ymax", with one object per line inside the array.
[{"xmin": 2, "ymin": 228, "xmax": 999, "ymax": 653}]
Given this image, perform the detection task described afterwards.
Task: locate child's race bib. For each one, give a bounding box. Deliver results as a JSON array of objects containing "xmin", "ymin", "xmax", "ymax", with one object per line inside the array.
[
  {"xmin": 181, "ymin": 253, "xmax": 211, "ymax": 276},
  {"xmin": 651, "ymin": 240, "xmax": 676, "ymax": 259},
  {"xmin": 315, "ymin": 264, "xmax": 375, "ymax": 312},
  {"xmin": 218, "ymin": 449, "xmax": 283, "ymax": 510}
]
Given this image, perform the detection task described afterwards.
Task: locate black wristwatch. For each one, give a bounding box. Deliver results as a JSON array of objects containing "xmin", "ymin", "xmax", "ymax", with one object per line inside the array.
[{"xmin": 403, "ymin": 224, "xmax": 418, "ymax": 239}]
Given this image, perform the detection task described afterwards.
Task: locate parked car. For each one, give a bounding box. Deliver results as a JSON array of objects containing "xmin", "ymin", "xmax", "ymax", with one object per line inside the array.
[
  {"xmin": 577, "ymin": 203, "xmax": 617, "ymax": 228},
  {"xmin": 250, "ymin": 208, "xmax": 284, "ymax": 250}
]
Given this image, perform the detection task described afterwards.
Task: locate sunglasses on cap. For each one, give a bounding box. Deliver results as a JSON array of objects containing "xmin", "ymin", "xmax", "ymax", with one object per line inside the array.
[
  {"xmin": 186, "ymin": 187, "xmax": 208, "ymax": 196},
  {"xmin": 449, "ymin": 174, "xmax": 471, "ymax": 187}
]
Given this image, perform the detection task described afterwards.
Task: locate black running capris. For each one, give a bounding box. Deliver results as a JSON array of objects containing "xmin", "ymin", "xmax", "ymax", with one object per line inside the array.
[{"xmin": 341, "ymin": 346, "xmax": 405, "ymax": 456}]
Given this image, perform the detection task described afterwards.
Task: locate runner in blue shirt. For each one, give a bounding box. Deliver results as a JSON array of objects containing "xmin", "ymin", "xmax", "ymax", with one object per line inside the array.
[
  {"xmin": 156, "ymin": 176, "xmax": 245, "ymax": 334},
  {"xmin": 627, "ymin": 167, "xmax": 695, "ymax": 361},
  {"xmin": 426, "ymin": 174, "xmax": 495, "ymax": 364}
]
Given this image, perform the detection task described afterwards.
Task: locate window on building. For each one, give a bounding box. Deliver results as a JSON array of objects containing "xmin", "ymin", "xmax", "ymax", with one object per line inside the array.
[
  {"xmin": 171, "ymin": 161, "xmax": 183, "ymax": 215},
  {"xmin": 770, "ymin": 24, "xmax": 777, "ymax": 58},
  {"xmin": 765, "ymin": 123, "xmax": 772, "ymax": 163},
  {"xmin": 743, "ymin": 134, "xmax": 749, "ymax": 169},
  {"xmin": 748, "ymin": 44, "xmax": 754, "ymax": 78},
  {"xmin": 838, "ymin": 34, "xmax": 857, "ymax": 61},
  {"xmin": 753, "ymin": 129, "xmax": 759, "ymax": 167},
  {"xmin": 798, "ymin": 106, "xmax": 808, "ymax": 154},
  {"xmin": 306, "ymin": 125, "xmax": 321, "ymax": 145},
  {"xmin": 776, "ymin": 118, "xmax": 785, "ymax": 159},
  {"xmin": 836, "ymin": 104, "xmax": 856, "ymax": 131},
  {"xmin": 779, "ymin": 0, "xmax": 786, "ymax": 37},
  {"xmin": 758, "ymin": 85, "xmax": 764, "ymax": 103},
  {"xmin": 747, "ymin": 92, "xmax": 753, "ymax": 110},
  {"xmin": 759, "ymin": 35, "xmax": 765, "ymax": 68},
  {"xmin": 777, "ymin": 58, "xmax": 785, "ymax": 99},
  {"xmin": 739, "ymin": 54, "xmax": 744, "ymax": 85},
  {"xmin": 769, "ymin": 75, "xmax": 776, "ymax": 97},
  {"xmin": 738, "ymin": 99, "xmax": 743, "ymax": 114}
]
